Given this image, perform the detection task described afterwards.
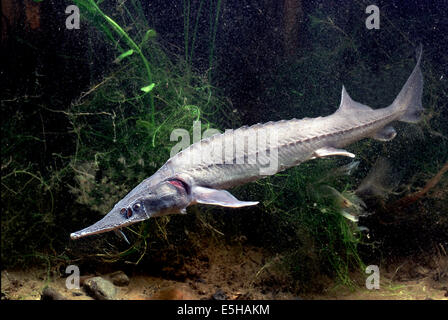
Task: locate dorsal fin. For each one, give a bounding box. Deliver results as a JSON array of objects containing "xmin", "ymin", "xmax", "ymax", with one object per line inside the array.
[{"xmin": 337, "ymin": 86, "xmax": 373, "ymax": 114}]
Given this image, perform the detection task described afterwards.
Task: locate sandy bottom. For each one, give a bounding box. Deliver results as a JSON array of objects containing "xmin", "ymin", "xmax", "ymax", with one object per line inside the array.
[{"xmin": 2, "ymin": 244, "xmax": 447, "ymax": 300}]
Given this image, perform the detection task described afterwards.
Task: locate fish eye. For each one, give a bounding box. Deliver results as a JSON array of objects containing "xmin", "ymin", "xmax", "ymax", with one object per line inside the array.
[{"xmin": 133, "ymin": 203, "xmax": 141, "ymax": 212}]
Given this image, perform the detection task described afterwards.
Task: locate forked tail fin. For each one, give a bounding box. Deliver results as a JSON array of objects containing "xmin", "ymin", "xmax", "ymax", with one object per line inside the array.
[{"xmin": 392, "ymin": 45, "xmax": 424, "ymax": 123}]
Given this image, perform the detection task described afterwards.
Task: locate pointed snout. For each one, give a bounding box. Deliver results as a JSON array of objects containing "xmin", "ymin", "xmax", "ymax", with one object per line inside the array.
[
  {"xmin": 70, "ymin": 215, "xmax": 124, "ymax": 240},
  {"xmin": 70, "ymin": 216, "xmax": 121, "ymax": 240},
  {"xmin": 70, "ymin": 209, "xmax": 146, "ymax": 240}
]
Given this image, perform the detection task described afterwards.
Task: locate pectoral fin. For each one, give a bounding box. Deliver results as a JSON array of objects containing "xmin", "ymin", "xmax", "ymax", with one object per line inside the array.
[
  {"xmin": 192, "ymin": 186, "xmax": 259, "ymax": 208},
  {"xmin": 340, "ymin": 210, "xmax": 359, "ymax": 222},
  {"xmin": 312, "ymin": 147, "xmax": 355, "ymax": 159}
]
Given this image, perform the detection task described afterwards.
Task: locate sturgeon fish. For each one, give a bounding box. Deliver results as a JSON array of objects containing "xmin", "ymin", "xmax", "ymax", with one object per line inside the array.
[{"xmin": 70, "ymin": 47, "xmax": 424, "ymax": 241}]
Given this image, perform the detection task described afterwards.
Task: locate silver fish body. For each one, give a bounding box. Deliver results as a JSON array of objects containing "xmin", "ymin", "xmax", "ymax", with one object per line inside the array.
[
  {"xmin": 162, "ymin": 100, "xmax": 395, "ymax": 190},
  {"xmin": 70, "ymin": 46, "xmax": 423, "ymax": 241}
]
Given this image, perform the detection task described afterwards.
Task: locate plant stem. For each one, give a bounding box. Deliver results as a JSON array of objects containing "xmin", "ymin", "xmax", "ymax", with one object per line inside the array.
[
  {"xmin": 183, "ymin": 0, "xmax": 191, "ymax": 64},
  {"xmin": 208, "ymin": 0, "xmax": 222, "ymax": 83},
  {"xmin": 189, "ymin": 0, "xmax": 205, "ymax": 65},
  {"xmin": 86, "ymin": 0, "xmax": 155, "ymax": 126}
]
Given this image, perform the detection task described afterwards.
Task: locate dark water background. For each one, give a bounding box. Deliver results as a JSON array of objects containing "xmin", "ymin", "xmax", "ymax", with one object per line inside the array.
[{"xmin": 1, "ymin": 0, "xmax": 447, "ymax": 290}]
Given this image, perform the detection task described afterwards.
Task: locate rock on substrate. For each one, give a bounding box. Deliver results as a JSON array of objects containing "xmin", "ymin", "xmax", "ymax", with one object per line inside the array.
[
  {"xmin": 149, "ymin": 286, "xmax": 198, "ymax": 300},
  {"xmin": 83, "ymin": 277, "xmax": 117, "ymax": 300},
  {"xmin": 110, "ymin": 271, "xmax": 130, "ymax": 287},
  {"xmin": 41, "ymin": 286, "xmax": 67, "ymax": 300},
  {"xmin": 212, "ymin": 289, "xmax": 228, "ymax": 300}
]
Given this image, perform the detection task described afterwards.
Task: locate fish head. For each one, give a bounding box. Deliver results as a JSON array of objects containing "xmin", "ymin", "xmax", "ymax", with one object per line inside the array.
[{"xmin": 70, "ymin": 178, "xmax": 192, "ymax": 240}]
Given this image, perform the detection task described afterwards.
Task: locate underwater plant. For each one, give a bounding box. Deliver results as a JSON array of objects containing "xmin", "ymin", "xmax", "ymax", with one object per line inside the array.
[
  {"xmin": 182, "ymin": 0, "xmax": 222, "ymax": 82},
  {"xmin": 1, "ymin": 0, "xmax": 233, "ymax": 268},
  {"xmin": 64, "ymin": 0, "xmax": 235, "ymax": 263}
]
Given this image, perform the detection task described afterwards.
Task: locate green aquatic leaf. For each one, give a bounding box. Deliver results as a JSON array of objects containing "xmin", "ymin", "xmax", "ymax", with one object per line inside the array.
[
  {"xmin": 136, "ymin": 119, "xmax": 153, "ymax": 131},
  {"xmin": 184, "ymin": 105, "xmax": 201, "ymax": 121},
  {"xmin": 113, "ymin": 49, "xmax": 134, "ymax": 63},
  {"xmin": 142, "ymin": 29, "xmax": 157, "ymax": 43},
  {"xmin": 140, "ymin": 83, "xmax": 155, "ymax": 93},
  {"xmin": 291, "ymin": 89, "xmax": 304, "ymax": 96}
]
